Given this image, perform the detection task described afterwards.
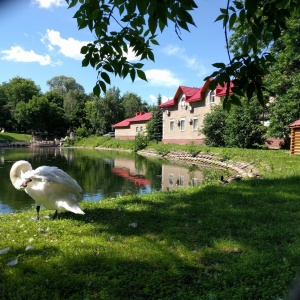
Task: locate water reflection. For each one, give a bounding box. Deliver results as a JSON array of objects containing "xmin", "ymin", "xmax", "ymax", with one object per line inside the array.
[
  {"xmin": 0, "ymin": 147, "xmax": 224, "ymax": 214},
  {"xmin": 162, "ymin": 164, "xmax": 205, "ymax": 191}
]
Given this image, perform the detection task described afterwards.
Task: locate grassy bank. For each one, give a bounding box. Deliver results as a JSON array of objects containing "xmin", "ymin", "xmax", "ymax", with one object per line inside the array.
[
  {"xmin": 1, "ymin": 135, "xmax": 300, "ymax": 299},
  {"xmin": 0, "ymin": 132, "xmax": 32, "ymax": 142}
]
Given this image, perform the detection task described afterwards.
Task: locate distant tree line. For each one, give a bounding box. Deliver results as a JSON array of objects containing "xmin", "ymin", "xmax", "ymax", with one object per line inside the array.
[{"xmin": 0, "ymin": 75, "xmax": 162, "ymax": 140}]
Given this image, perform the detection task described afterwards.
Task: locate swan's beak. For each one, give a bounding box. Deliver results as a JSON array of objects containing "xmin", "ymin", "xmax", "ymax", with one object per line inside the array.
[{"xmin": 20, "ymin": 178, "xmax": 32, "ymax": 188}]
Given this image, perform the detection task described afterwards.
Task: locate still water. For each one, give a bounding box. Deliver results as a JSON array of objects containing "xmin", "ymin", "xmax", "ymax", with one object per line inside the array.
[{"xmin": 0, "ymin": 147, "xmax": 223, "ymax": 214}]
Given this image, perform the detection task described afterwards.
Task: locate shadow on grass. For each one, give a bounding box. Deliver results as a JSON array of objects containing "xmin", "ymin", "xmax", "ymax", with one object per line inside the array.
[{"xmin": 2, "ymin": 177, "xmax": 300, "ymax": 299}]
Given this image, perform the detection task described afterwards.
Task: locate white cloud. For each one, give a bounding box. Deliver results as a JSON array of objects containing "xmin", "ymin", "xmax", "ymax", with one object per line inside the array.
[
  {"xmin": 149, "ymin": 94, "xmax": 157, "ymax": 104},
  {"xmin": 1, "ymin": 46, "xmax": 51, "ymax": 65},
  {"xmin": 42, "ymin": 29, "xmax": 89, "ymax": 60},
  {"xmin": 163, "ymin": 45, "xmax": 207, "ymax": 77},
  {"xmin": 123, "ymin": 47, "xmax": 140, "ymax": 62},
  {"xmin": 32, "ymin": 0, "xmax": 66, "ymax": 9},
  {"xmin": 149, "ymin": 94, "xmax": 171, "ymax": 104},
  {"xmin": 145, "ymin": 69, "xmax": 181, "ymax": 87},
  {"xmin": 161, "ymin": 95, "xmax": 170, "ymax": 103}
]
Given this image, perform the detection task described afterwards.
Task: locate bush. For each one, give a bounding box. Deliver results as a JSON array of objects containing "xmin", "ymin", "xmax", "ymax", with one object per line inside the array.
[{"xmin": 134, "ymin": 132, "xmax": 148, "ymax": 152}]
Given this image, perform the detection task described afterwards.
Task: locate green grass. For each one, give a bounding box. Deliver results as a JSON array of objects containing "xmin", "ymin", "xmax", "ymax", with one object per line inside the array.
[
  {"xmin": 75, "ymin": 136, "xmax": 136, "ymax": 150},
  {"xmin": 0, "ymin": 132, "xmax": 32, "ymax": 142},
  {"xmin": 2, "ymin": 134, "xmax": 300, "ymax": 299}
]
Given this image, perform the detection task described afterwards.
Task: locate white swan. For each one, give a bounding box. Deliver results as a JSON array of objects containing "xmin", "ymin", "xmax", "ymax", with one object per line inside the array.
[{"xmin": 10, "ymin": 160, "xmax": 85, "ymax": 220}]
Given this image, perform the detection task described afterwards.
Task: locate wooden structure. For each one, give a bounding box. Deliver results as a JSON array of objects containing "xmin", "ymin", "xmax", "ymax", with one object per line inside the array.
[{"xmin": 289, "ymin": 119, "xmax": 300, "ymax": 154}]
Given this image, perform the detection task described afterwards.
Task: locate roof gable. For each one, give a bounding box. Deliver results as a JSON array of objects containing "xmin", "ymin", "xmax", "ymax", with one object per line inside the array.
[{"xmin": 158, "ymin": 78, "xmax": 234, "ymax": 108}]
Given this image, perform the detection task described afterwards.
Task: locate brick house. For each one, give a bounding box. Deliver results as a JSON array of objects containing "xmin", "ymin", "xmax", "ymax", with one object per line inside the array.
[
  {"xmin": 113, "ymin": 112, "xmax": 152, "ymax": 140},
  {"xmin": 158, "ymin": 79, "xmax": 231, "ymax": 145}
]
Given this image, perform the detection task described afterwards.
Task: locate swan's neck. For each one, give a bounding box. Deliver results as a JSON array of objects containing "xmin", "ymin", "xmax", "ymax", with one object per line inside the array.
[{"xmin": 10, "ymin": 161, "xmax": 32, "ymax": 190}]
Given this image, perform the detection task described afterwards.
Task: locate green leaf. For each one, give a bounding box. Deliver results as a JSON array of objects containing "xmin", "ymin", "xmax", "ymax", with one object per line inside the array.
[
  {"xmin": 67, "ymin": 0, "xmax": 78, "ymax": 9},
  {"xmin": 214, "ymin": 14, "xmax": 225, "ymax": 22},
  {"xmin": 99, "ymin": 80, "xmax": 106, "ymax": 94},
  {"xmin": 102, "ymin": 64, "xmax": 114, "ymax": 73},
  {"xmin": 229, "ymin": 13, "xmax": 237, "ymax": 30},
  {"xmin": 101, "ymin": 72, "xmax": 111, "ymax": 84},
  {"xmin": 81, "ymin": 46, "xmax": 89, "ymax": 54},
  {"xmin": 82, "ymin": 57, "xmax": 89, "ymax": 67},
  {"xmin": 130, "ymin": 68, "xmax": 136, "ymax": 82},
  {"xmin": 93, "ymin": 83, "xmax": 100, "ymax": 96},
  {"xmin": 150, "ymin": 39, "xmax": 159, "ymax": 46},
  {"xmin": 212, "ymin": 63, "xmax": 226, "ymax": 68},
  {"xmin": 229, "ymin": 95, "xmax": 242, "ymax": 106},
  {"xmin": 246, "ymin": 82, "xmax": 255, "ymax": 100},
  {"xmin": 137, "ymin": 70, "xmax": 147, "ymax": 81}
]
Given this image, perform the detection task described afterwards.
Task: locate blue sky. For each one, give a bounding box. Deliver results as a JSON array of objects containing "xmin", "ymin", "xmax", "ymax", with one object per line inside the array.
[{"xmin": 0, "ymin": 0, "xmax": 229, "ymax": 104}]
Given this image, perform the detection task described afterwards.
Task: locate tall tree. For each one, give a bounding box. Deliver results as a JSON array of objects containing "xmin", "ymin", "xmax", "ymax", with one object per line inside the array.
[
  {"xmin": 122, "ymin": 92, "xmax": 148, "ymax": 119},
  {"xmin": 0, "ymin": 77, "xmax": 41, "ymax": 131},
  {"xmin": 47, "ymin": 76, "xmax": 85, "ymax": 96},
  {"xmin": 13, "ymin": 96, "xmax": 67, "ymax": 135},
  {"xmin": 85, "ymin": 87, "xmax": 124, "ymax": 135},
  {"xmin": 64, "ymin": 89, "xmax": 87, "ymax": 130},
  {"xmin": 147, "ymin": 94, "xmax": 162, "ymax": 141},
  {"xmin": 264, "ymin": 11, "xmax": 300, "ymax": 145}
]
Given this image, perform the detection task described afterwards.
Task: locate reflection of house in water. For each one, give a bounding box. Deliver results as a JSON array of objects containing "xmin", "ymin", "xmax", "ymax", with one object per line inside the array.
[
  {"xmin": 112, "ymin": 158, "xmax": 151, "ymax": 186},
  {"xmin": 162, "ymin": 164, "xmax": 205, "ymax": 191}
]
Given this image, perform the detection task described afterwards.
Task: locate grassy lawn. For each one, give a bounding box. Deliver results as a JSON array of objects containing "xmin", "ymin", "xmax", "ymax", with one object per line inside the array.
[
  {"xmin": 0, "ymin": 132, "xmax": 32, "ymax": 142},
  {"xmin": 1, "ymin": 135, "xmax": 300, "ymax": 299}
]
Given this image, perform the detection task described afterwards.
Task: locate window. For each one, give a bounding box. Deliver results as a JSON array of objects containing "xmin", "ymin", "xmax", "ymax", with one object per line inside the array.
[
  {"xmin": 193, "ymin": 118, "xmax": 199, "ymax": 131},
  {"xmin": 181, "ymin": 95, "xmax": 186, "ymax": 109},
  {"xmin": 170, "ymin": 120, "xmax": 174, "ymax": 132},
  {"xmin": 169, "ymin": 174, "xmax": 174, "ymax": 185},
  {"xmin": 210, "ymin": 90, "xmax": 215, "ymax": 103},
  {"xmin": 179, "ymin": 175, "xmax": 184, "ymax": 186},
  {"xmin": 136, "ymin": 127, "xmax": 139, "ymax": 132},
  {"xmin": 140, "ymin": 126, "xmax": 143, "ymax": 132},
  {"xmin": 180, "ymin": 118, "xmax": 185, "ymax": 132}
]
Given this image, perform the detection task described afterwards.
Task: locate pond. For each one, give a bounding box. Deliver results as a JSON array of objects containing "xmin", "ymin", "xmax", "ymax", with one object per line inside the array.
[{"xmin": 0, "ymin": 147, "xmax": 224, "ymax": 214}]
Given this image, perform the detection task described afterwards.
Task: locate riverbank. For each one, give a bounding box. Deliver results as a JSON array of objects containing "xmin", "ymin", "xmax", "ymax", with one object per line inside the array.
[{"xmin": 2, "ymin": 136, "xmax": 300, "ymax": 299}]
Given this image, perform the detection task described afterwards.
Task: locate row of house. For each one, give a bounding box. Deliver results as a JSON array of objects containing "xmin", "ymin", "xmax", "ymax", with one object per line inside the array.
[{"xmin": 113, "ymin": 78, "xmax": 227, "ymax": 144}]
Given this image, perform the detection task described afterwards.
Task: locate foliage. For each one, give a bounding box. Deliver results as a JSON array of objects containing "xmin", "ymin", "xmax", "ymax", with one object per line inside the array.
[
  {"xmin": 47, "ymin": 75, "xmax": 85, "ymax": 96},
  {"xmin": 202, "ymin": 105, "xmax": 227, "ymax": 147},
  {"xmin": 186, "ymin": 142, "xmax": 200, "ymax": 157},
  {"xmin": 134, "ymin": 132, "xmax": 148, "ymax": 152},
  {"xmin": 13, "ymin": 95, "xmax": 67, "ymax": 135},
  {"xmin": 75, "ymin": 123, "xmax": 91, "ymax": 138},
  {"xmin": 207, "ymin": 0, "xmax": 300, "ymax": 109},
  {"xmin": 122, "ymin": 92, "xmax": 148, "ymax": 119},
  {"xmin": 264, "ymin": 11, "xmax": 300, "ymax": 142},
  {"xmin": 66, "ymin": 0, "xmax": 300, "ymax": 110},
  {"xmin": 66, "ymin": 0, "xmax": 197, "ymax": 96},
  {"xmin": 202, "ymin": 98, "xmax": 266, "ymax": 149},
  {"xmin": 147, "ymin": 103, "xmax": 163, "ymax": 142},
  {"xmin": 85, "ymin": 87, "xmax": 124, "ymax": 136},
  {"xmin": 0, "ymin": 77, "xmax": 41, "ymax": 131}
]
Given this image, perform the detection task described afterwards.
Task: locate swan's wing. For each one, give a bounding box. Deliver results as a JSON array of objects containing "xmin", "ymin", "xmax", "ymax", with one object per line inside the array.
[{"xmin": 29, "ymin": 166, "xmax": 82, "ymax": 194}]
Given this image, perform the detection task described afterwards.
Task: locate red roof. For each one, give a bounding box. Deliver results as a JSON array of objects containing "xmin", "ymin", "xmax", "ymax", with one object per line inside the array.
[
  {"xmin": 113, "ymin": 112, "xmax": 152, "ymax": 128},
  {"xmin": 158, "ymin": 78, "xmax": 233, "ymax": 108},
  {"xmin": 289, "ymin": 119, "xmax": 300, "ymax": 127},
  {"xmin": 112, "ymin": 168, "xmax": 151, "ymax": 186},
  {"xmin": 159, "ymin": 98, "xmax": 175, "ymax": 108}
]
